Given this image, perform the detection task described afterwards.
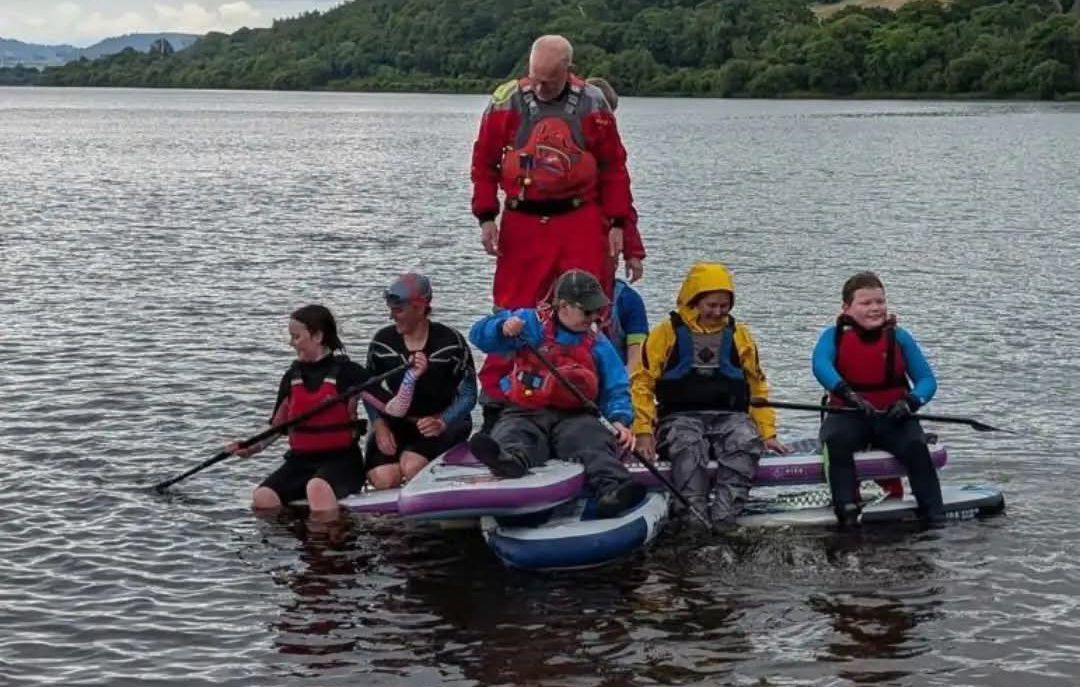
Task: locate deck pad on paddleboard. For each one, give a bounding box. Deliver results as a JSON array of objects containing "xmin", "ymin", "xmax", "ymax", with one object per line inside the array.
[{"xmin": 736, "ymin": 484, "xmax": 1005, "ymax": 528}]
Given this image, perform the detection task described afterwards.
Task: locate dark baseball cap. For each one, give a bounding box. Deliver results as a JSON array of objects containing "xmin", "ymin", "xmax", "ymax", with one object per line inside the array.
[
  {"xmin": 384, "ymin": 272, "xmax": 432, "ymax": 305},
  {"xmin": 554, "ymin": 269, "xmax": 609, "ymax": 312}
]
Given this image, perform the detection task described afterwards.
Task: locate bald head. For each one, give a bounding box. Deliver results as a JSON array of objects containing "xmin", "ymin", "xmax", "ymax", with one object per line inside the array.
[{"xmin": 529, "ymin": 35, "xmax": 573, "ymax": 101}]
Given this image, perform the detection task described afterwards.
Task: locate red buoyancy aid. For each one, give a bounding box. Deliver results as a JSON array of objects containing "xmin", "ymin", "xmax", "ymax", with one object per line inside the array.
[
  {"xmin": 828, "ymin": 319, "xmax": 909, "ymax": 411},
  {"xmin": 499, "ymin": 76, "xmax": 599, "ymax": 202},
  {"xmin": 287, "ymin": 363, "xmax": 357, "ymax": 454},
  {"xmin": 507, "ymin": 315, "xmax": 599, "ymax": 410}
]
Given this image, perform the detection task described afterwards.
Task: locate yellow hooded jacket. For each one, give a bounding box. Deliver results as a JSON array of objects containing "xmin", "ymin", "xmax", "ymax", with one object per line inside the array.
[{"xmin": 630, "ymin": 262, "xmax": 777, "ymax": 439}]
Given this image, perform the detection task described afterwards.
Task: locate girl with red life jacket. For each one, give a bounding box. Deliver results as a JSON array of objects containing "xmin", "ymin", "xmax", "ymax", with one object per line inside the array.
[
  {"xmin": 467, "ymin": 269, "xmax": 646, "ymax": 519},
  {"xmin": 226, "ymin": 305, "xmax": 421, "ymax": 516},
  {"xmin": 812, "ymin": 272, "xmax": 945, "ymax": 528}
]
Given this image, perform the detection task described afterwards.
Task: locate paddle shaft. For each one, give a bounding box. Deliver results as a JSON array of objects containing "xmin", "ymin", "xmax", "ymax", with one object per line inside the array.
[
  {"xmin": 153, "ymin": 362, "xmax": 409, "ymax": 492},
  {"xmin": 519, "ymin": 337, "xmax": 716, "ymax": 530},
  {"xmin": 751, "ymin": 399, "xmax": 1015, "ymax": 433}
]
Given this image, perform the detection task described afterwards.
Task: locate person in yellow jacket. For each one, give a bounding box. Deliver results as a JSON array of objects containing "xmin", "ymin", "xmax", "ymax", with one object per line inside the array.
[{"xmin": 632, "ymin": 262, "xmax": 789, "ymax": 526}]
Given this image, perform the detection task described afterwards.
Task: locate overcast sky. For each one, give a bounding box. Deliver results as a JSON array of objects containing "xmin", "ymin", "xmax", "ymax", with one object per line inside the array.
[{"xmin": 0, "ymin": 1, "xmax": 346, "ymax": 46}]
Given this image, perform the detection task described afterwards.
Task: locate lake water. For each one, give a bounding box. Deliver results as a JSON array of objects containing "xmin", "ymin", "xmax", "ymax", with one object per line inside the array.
[{"xmin": 2, "ymin": 87, "xmax": 1079, "ymax": 686}]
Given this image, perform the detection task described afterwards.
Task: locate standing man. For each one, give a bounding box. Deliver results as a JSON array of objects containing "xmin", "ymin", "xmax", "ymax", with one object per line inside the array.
[{"xmin": 471, "ymin": 34, "xmax": 635, "ymax": 424}]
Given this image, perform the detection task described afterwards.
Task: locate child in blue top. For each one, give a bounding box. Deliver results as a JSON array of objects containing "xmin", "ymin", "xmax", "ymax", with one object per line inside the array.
[
  {"xmin": 812, "ymin": 271, "xmax": 944, "ymax": 528},
  {"xmin": 468, "ymin": 269, "xmax": 646, "ymax": 519},
  {"xmin": 606, "ymin": 278, "xmax": 650, "ymax": 374}
]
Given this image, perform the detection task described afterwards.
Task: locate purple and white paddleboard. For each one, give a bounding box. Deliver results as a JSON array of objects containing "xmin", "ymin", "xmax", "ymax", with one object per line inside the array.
[
  {"xmin": 629, "ymin": 438, "xmax": 948, "ymax": 488},
  {"xmin": 397, "ymin": 443, "xmax": 586, "ymax": 521}
]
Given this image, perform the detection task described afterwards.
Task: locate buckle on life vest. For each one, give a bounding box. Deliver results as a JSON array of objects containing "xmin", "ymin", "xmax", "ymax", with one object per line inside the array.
[
  {"xmin": 514, "ymin": 370, "xmax": 545, "ymax": 396},
  {"xmin": 505, "ymin": 197, "xmax": 584, "ymax": 216}
]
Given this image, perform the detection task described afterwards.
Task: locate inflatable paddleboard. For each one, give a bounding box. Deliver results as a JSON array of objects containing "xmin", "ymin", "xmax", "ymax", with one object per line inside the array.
[
  {"xmin": 398, "ymin": 443, "xmax": 586, "ymax": 520},
  {"xmin": 736, "ymin": 484, "xmax": 1005, "ymax": 528},
  {"xmin": 482, "ymin": 491, "xmax": 669, "ymax": 570},
  {"xmin": 630, "ymin": 437, "xmax": 947, "ymax": 488}
]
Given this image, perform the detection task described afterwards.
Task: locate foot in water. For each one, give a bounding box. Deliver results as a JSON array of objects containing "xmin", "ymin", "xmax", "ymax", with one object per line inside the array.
[
  {"xmin": 594, "ymin": 481, "xmax": 647, "ymax": 519},
  {"xmin": 468, "ymin": 434, "xmax": 528, "ymax": 479},
  {"xmin": 835, "ymin": 502, "xmax": 862, "ymax": 529}
]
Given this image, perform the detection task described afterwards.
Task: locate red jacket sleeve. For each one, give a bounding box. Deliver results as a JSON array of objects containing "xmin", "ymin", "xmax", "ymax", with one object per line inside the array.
[
  {"xmin": 471, "ymin": 83, "xmax": 520, "ymax": 222},
  {"xmin": 582, "ymin": 110, "xmax": 632, "ymax": 225},
  {"xmin": 622, "ymin": 204, "xmax": 646, "ymax": 260}
]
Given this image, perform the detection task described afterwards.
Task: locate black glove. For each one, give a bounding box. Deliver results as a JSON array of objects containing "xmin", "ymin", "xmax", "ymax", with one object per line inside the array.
[
  {"xmin": 835, "ymin": 382, "xmax": 878, "ymax": 417},
  {"xmin": 886, "ymin": 394, "xmax": 921, "ymax": 421}
]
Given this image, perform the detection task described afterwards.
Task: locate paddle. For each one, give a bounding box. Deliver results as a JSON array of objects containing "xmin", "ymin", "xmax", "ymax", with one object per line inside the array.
[
  {"xmin": 750, "ymin": 399, "xmax": 1018, "ymax": 434},
  {"xmin": 518, "ymin": 337, "xmax": 717, "ymax": 531},
  {"xmin": 152, "ymin": 363, "xmax": 409, "ymax": 493}
]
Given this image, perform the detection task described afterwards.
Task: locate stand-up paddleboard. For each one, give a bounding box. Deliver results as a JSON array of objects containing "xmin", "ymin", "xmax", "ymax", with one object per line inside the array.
[
  {"xmin": 398, "ymin": 443, "xmax": 586, "ymax": 520},
  {"xmin": 482, "ymin": 492, "xmax": 669, "ymax": 570},
  {"xmin": 736, "ymin": 484, "xmax": 1005, "ymax": 528},
  {"xmin": 629, "ymin": 438, "xmax": 947, "ymax": 488},
  {"xmin": 290, "ymin": 487, "xmax": 400, "ymax": 514}
]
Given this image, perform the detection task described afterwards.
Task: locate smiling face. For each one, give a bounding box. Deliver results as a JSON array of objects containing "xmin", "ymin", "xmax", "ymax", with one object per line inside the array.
[
  {"xmin": 387, "ymin": 298, "xmax": 427, "ymax": 335},
  {"xmin": 288, "ymin": 318, "xmax": 326, "ymax": 362},
  {"xmin": 693, "ymin": 290, "xmax": 733, "ymax": 328},
  {"xmin": 842, "ymin": 287, "xmax": 888, "ymax": 329}
]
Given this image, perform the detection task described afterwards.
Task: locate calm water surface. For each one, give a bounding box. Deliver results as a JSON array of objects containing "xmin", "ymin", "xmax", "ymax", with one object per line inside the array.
[{"xmin": 2, "ymin": 87, "xmax": 1079, "ymax": 686}]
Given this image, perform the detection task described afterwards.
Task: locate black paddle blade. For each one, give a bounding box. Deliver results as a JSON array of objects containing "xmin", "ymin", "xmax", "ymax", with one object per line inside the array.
[{"xmin": 968, "ymin": 420, "xmax": 1019, "ymax": 434}]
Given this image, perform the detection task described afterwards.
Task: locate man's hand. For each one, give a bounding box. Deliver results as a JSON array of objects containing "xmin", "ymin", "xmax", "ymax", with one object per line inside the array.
[
  {"xmin": 481, "ymin": 220, "xmax": 500, "ymax": 256},
  {"xmin": 608, "ymin": 226, "xmax": 623, "ymax": 258},
  {"xmin": 625, "ymin": 257, "xmax": 644, "ymax": 283}
]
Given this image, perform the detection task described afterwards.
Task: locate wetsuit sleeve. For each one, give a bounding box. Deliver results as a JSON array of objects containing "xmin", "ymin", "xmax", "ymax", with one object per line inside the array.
[
  {"xmin": 630, "ymin": 319, "xmax": 676, "ymax": 435},
  {"xmin": 622, "ymin": 205, "xmax": 646, "ymax": 260},
  {"xmin": 895, "ymin": 327, "xmax": 937, "ymax": 406},
  {"xmin": 439, "ymin": 343, "xmax": 478, "ymax": 425},
  {"xmin": 592, "ymin": 334, "xmax": 633, "ymax": 426},
  {"xmin": 271, "ymin": 370, "xmax": 292, "ymax": 422},
  {"xmin": 583, "ymin": 110, "xmax": 632, "ymax": 224},
  {"xmin": 619, "ymin": 286, "xmax": 649, "ymax": 346},
  {"xmin": 468, "ymin": 308, "xmax": 542, "ymax": 354},
  {"xmin": 470, "ymin": 83, "xmax": 516, "ymax": 222},
  {"xmin": 736, "ymin": 324, "xmax": 777, "ymax": 440},
  {"xmin": 812, "ymin": 326, "xmax": 844, "ymax": 392}
]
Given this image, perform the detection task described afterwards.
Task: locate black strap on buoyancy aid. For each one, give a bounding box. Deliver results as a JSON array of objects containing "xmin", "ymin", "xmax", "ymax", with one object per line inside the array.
[{"xmin": 655, "ymin": 312, "xmax": 750, "ymax": 416}]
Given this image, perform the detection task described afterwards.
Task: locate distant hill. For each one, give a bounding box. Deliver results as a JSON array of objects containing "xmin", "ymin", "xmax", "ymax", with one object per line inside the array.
[
  {"xmin": 0, "ymin": 33, "xmax": 199, "ymax": 67},
  {"xmin": 81, "ymin": 33, "xmax": 200, "ymax": 60},
  {"xmin": 27, "ymin": 0, "xmax": 1080, "ymax": 99}
]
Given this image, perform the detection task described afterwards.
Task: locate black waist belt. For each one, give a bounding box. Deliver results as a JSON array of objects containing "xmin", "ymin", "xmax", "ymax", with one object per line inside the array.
[{"xmin": 505, "ymin": 197, "xmax": 585, "ymax": 216}]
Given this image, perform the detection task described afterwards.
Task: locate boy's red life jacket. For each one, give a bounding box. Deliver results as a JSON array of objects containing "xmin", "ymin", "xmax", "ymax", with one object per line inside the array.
[
  {"xmin": 287, "ymin": 361, "xmax": 357, "ymax": 454},
  {"xmin": 828, "ymin": 316, "xmax": 909, "ymax": 411},
  {"xmin": 507, "ymin": 315, "xmax": 599, "ymax": 410}
]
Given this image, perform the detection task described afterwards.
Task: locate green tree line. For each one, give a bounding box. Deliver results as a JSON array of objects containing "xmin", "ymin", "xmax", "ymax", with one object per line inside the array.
[{"xmin": 30, "ymin": 0, "xmax": 1080, "ymax": 98}]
